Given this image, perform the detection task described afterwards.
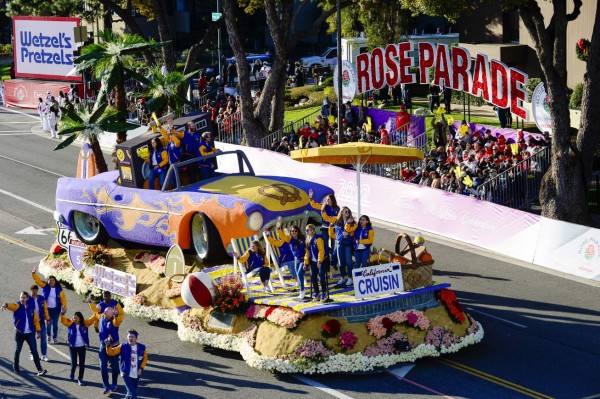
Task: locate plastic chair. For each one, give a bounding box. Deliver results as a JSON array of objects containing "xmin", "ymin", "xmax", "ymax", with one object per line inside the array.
[
  {"xmin": 262, "ymin": 229, "xmax": 289, "ymax": 287},
  {"xmin": 231, "ymin": 235, "xmax": 272, "ymax": 296}
]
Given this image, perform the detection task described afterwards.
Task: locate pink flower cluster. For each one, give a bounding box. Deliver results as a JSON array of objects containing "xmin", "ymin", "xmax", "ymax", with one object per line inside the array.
[
  {"xmin": 364, "ymin": 332, "xmax": 410, "ymax": 357},
  {"xmin": 424, "ymin": 326, "xmax": 460, "ymax": 348},
  {"xmin": 181, "ymin": 309, "xmax": 204, "ymax": 331},
  {"xmin": 134, "ymin": 252, "xmax": 165, "ymax": 275},
  {"xmin": 131, "ymin": 294, "xmax": 146, "ymax": 306},
  {"xmin": 237, "ymin": 324, "xmax": 257, "ymax": 346},
  {"xmin": 46, "ymin": 258, "xmax": 70, "ymax": 270},
  {"xmin": 466, "ymin": 315, "xmax": 479, "ymax": 335},
  {"xmin": 282, "ymin": 340, "xmax": 335, "ymax": 361},
  {"xmin": 339, "ymin": 331, "xmax": 358, "ymax": 350},
  {"xmin": 245, "ymin": 304, "xmax": 303, "ymax": 329},
  {"xmin": 367, "ymin": 309, "xmax": 430, "ymax": 338},
  {"xmin": 165, "ymin": 283, "xmax": 182, "ymax": 299}
]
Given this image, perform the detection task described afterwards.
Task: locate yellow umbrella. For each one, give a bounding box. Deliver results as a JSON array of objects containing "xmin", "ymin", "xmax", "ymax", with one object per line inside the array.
[{"xmin": 290, "ymin": 142, "xmax": 424, "ymax": 216}]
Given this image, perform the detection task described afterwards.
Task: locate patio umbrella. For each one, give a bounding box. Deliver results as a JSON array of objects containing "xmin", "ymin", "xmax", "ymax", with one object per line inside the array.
[{"xmin": 290, "ymin": 142, "xmax": 424, "ymax": 216}]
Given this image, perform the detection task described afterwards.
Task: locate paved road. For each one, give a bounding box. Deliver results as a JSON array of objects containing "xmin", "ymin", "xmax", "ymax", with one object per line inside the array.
[{"xmin": 0, "ymin": 106, "xmax": 598, "ymax": 399}]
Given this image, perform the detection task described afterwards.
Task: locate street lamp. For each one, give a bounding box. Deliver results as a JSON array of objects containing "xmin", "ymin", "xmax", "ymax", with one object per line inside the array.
[{"xmin": 336, "ymin": 0, "xmax": 342, "ymax": 144}]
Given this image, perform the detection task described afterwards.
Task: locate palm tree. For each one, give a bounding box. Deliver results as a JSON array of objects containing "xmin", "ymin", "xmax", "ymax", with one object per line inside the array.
[
  {"xmin": 138, "ymin": 66, "xmax": 200, "ymax": 117},
  {"xmin": 54, "ymin": 103, "xmax": 139, "ymax": 174},
  {"xmin": 73, "ymin": 31, "xmax": 164, "ymax": 143}
]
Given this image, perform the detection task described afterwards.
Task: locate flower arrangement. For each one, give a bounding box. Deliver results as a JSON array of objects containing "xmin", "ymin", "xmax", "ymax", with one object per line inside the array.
[
  {"xmin": 130, "ymin": 294, "xmax": 146, "ymax": 306},
  {"xmin": 367, "ymin": 310, "xmax": 430, "ymax": 338},
  {"xmin": 245, "ymin": 304, "xmax": 304, "ymax": 329},
  {"xmin": 45, "ymin": 257, "xmax": 70, "ymax": 271},
  {"xmin": 281, "ymin": 340, "xmax": 335, "ymax": 362},
  {"xmin": 165, "ymin": 282, "xmax": 182, "ymax": 299},
  {"xmin": 424, "ymin": 326, "xmax": 460, "ymax": 349},
  {"xmin": 576, "ymin": 38, "xmax": 590, "ymax": 62},
  {"xmin": 51, "ymin": 242, "xmax": 66, "ymax": 256},
  {"xmin": 133, "ymin": 252, "xmax": 165, "ymax": 275},
  {"xmin": 213, "ymin": 274, "xmax": 247, "ymax": 313},
  {"xmin": 437, "ymin": 288, "xmax": 465, "ymax": 323},
  {"xmin": 237, "ymin": 324, "xmax": 258, "ymax": 347},
  {"xmin": 321, "ymin": 319, "xmax": 341, "ymax": 337},
  {"xmin": 83, "ymin": 244, "xmax": 112, "ymax": 267},
  {"xmin": 364, "ymin": 332, "xmax": 411, "ymax": 357},
  {"xmin": 181, "ymin": 309, "xmax": 205, "ymax": 332},
  {"xmin": 339, "ymin": 331, "xmax": 358, "ymax": 350}
]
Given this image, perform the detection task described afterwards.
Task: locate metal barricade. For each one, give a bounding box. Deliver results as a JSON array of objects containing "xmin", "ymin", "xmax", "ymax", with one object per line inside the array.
[{"xmin": 260, "ymin": 108, "xmax": 321, "ymax": 149}]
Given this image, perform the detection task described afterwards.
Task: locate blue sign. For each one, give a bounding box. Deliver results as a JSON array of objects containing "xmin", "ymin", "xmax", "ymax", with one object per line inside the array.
[
  {"xmin": 352, "ymin": 263, "xmax": 404, "ymax": 299},
  {"xmin": 68, "ymin": 238, "xmax": 86, "ymax": 271}
]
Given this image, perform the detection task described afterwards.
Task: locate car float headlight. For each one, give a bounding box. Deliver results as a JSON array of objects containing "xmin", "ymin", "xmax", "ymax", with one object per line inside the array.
[{"xmin": 247, "ymin": 211, "xmax": 263, "ymax": 232}]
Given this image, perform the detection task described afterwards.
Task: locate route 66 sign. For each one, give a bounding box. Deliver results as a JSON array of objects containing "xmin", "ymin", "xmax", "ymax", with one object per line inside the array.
[{"xmin": 57, "ymin": 221, "xmax": 74, "ymax": 249}]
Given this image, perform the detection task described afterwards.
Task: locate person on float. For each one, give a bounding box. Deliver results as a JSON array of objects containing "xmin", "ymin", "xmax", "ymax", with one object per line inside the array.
[
  {"xmin": 1, "ymin": 291, "xmax": 48, "ymax": 376},
  {"xmin": 233, "ymin": 240, "xmax": 272, "ymax": 292},
  {"xmin": 304, "ymin": 223, "xmax": 330, "ymax": 302},
  {"xmin": 60, "ymin": 306, "xmax": 96, "ymax": 386},
  {"xmin": 31, "ymin": 266, "xmax": 67, "ymax": 344},
  {"xmin": 28, "ymin": 285, "xmax": 50, "ymax": 362},
  {"xmin": 308, "ymin": 189, "xmax": 340, "ymax": 270},
  {"xmin": 106, "ymin": 329, "xmax": 148, "ymax": 399},
  {"xmin": 92, "ymin": 300, "xmax": 122, "ymax": 396},
  {"xmin": 333, "ymin": 207, "xmax": 357, "ymax": 288},
  {"xmin": 88, "ymin": 291, "xmax": 124, "ymax": 333},
  {"xmin": 264, "ymin": 221, "xmax": 298, "ymax": 288},
  {"xmin": 182, "ymin": 122, "xmax": 202, "ymax": 182},
  {"xmin": 159, "ymin": 119, "xmax": 184, "ymax": 186},
  {"xmin": 353, "ymin": 215, "xmax": 374, "ymax": 269},
  {"xmin": 270, "ymin": 223, "xmax": 307, "ymax": 299},
  {"xmin": 146, "ymin": 137, "xmax": 168, "ymax": 189},
  {"xmin": 199, "ymin": 131, "xmax": 220, "ymax": 180}
]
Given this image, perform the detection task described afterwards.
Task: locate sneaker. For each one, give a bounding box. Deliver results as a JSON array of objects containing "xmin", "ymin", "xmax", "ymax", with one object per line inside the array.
[
  {"xmin": 297, "ymin": 290, "xmax": 305, "ymax": 300},
  {"xmin": 334, "ymin": 278, "xmax": 345, "ymax": 288},
  {"xmin": 103, "ymin": 389, "xmax": 112, "ymax": 396},
  {"xmin": 37, "ymin": 369, "xmax": 47, "ymax": 377},
  {"xmin": 53, "ymin": 338, "xmax": 58, "ymax": 344},
  {"xmin": 320, "ymin": 294, "xmax": 329, "ymax": 302},
  {"xmin": 30, "ymin": 354, "xmax": 34, "ymax": 361},
  {"xmin": 46, "ymin": 336, "xmax": 51, "ymax": 343},
  {"xmin": 346, "ymin": 279, "xmax": 354, "ymax": 287},
  {"xmin": 41, "ymin": 355, "xmax": 49, "ymax": 362},
  {"xmin": 78, "ymin": 379, "xmax": 85, "ymax": 386},
  {"xmin": 13, "ymin": 364, "xmax": 20, "ymax": 373},
  {"xmin": 312, "ymin": 294, "xmax": 321, "ymax": 301}
]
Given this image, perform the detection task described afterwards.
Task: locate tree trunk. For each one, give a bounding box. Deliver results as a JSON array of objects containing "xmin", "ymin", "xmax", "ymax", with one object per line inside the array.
[
  {"xmin": 90, "ymin": 137, "xmax": 108, "ymax": 173},
  {"xmin": 151, "ymin": 0, "xmax": 177, "ymax": 73},
  {"xmin": 183, "ymin": 22, "xmax": 220, "ymax": 75},
  {"xmin": 520, "ymin": 0, "xmax": 591, "ymax": 225}
]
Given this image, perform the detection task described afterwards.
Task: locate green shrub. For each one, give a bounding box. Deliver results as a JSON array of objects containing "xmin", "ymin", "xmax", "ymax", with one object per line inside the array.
[
  {"xmin": 321, "ymin": 77, "xmax": 334, "ymax": 87},
  {"xmin": 569, "ymin": 82, "xmax": 584, "ymax": 110},
  {"xmin": 526, "ymin": 78, "xmax": 542, "ymax": 96},
  {"xmin": 0, "ymin": 43, "xmax": 12, "ymax": 55}
]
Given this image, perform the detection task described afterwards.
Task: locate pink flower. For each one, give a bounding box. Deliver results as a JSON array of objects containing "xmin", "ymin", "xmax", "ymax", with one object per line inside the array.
[{"xmin": 339, "ymin": 331, "xmax": 358, "ymax": 350}]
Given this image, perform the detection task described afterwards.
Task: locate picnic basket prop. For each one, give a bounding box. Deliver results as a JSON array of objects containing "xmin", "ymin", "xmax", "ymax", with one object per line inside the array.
[{"xmin": 377, "ymin": 233, "xmax": 434, "ymax": 291}]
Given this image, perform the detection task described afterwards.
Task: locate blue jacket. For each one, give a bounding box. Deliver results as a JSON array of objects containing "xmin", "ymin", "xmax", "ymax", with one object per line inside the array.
[
  {"xmin": 67, "ymin": 323, "xmax": 90, "ymax": 347},
  {"xmin": 335, "ymin": 224, "xmax": 354, "ymax": 246},
  {"xmin": 99, "ymin": 315, "xmax": 121, "ymax": 346},
  {"xmin": 10, "ymin": 303, "xmax": 39, "ymax": 333},
  {"xmin": 321, "ymin": 205, "xmax": 340, "ymax": 228},
  {"xmin": 166, "ymin": 141, "xmax": 182, "ymax": 164},
  {"xmin": 116, "ymin": 343, "xmax": 147, "ymax": 376},
  {"xmin": 98, "ymin": 299, "xmax": 119, "ymax": 314},
  {"xmin": 183, "ymin": 130, "xmax": 201, "ymax": 158},
  {"xmin": 354, "ymin": 225, "xmax": 374, "ymax": 251},
  {"xmin": 305, "ymin": 234, "xmax": 329, "ymax": 264},
  {"xmin": 240, "ymin": 251, "xmax": 266, "ymax": 272},
  {"xmin": 42, "ymin": 284, "xmax": 63, "ymax": 309},
  {"xmin": 149, "ymin": 149, "xmax": 168, "ymax": 174},
  {"xmin": 28, "ymin": 295, "xmax": 48, "ymax": 322},
  {"xmin": 288, "ymin": 236, "xmax": 306, "ymax": 261}
]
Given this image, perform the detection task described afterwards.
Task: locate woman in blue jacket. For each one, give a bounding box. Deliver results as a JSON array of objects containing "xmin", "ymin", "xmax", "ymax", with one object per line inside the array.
[
  {"xmin": 265, "ymin": 222, "xmax": 306, "ymax": 298},
  {"xmin": 304, "ymin": 224, "xmax": 330, "ymax": 302},
  {"xmin": 333, "ymin": 207, "xmax": 357, "ymax": 288},
  {"xmin": 146, "ymin": 138, "xmax": 168, "ymax": 190},
  {"xmin": 60, "ymin": 307, "xmax": 97, "ymax": 385},
  {"xmin": 32, "ymin": 266, "xmax": 67, "ymax": 344},
  {"xmin": 234, "ymin": 240, "xmax": 272, "ymax": 292},
  {"xmin": 354, "ymin": 215, "xmax": 374, "ymax": 269}
]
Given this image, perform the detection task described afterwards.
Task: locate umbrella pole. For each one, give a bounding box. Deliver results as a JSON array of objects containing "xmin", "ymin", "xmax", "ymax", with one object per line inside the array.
[{"xmin": 356, "ymin": 155, "xmax": 361, "ymax": 218}]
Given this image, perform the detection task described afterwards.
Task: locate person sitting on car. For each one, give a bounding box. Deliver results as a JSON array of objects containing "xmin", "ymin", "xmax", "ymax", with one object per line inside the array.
[{"xmin": 146, "ymin": 138, "xmax": 168, "ymax": 189}]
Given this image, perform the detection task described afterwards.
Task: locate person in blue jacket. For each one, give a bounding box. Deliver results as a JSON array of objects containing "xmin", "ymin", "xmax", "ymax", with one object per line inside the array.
[
  {"xmin": 182, "ymin": 122, "xmax": 202, "ymax": 182},
  {"xmin": 304, "ymin": 224, "xmax": 331, "ymax": 302},
  {"xmin": 106, "ymin": 329, "xmax": 149, "ymax": 399},
  {"xmin": 32, "ymin": 266, "xmax": 67, "ymax": 344},
  {"xmin": 89, "ymin": 297, "xmax": 122, "ymax": 396},
  {"xmin": 147, "ymin": 137, "xmax": 169, "ymax": 190},
  {"xmin": 234, "ymin": 240, "xmax": 272, "ymax": 292},
  {"xmin": 60, "ymin": 307, "xmax": 97, "ymax": 386},
  {"xmin": 2, "ymin": 291, "xmax": 48, "ymax": 376},
  {"xmin": 354, "ymin": 215, "xmax": 374, "ymax": 269},
  {"xmin": 309, "ymin": 189, "xmax": 340, "ymax": 269},
  {"xmin": 333, "ymin": 207, "xmax": 357, "ymax": 288},
  {"xmin": 28, "ymin": 285, "xmax": 50, "ymax": 362}
]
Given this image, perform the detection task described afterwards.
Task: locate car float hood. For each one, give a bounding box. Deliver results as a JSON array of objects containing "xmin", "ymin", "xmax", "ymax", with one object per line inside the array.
[{"xmin": 197, "ymin": 175, "xmax": 332, "ymax": 212}]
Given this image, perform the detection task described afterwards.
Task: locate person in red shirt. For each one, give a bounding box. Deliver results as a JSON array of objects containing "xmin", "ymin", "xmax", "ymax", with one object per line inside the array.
[{"xmin": 378, "ymin": 125, "xmax": 390, "ymax": 145}]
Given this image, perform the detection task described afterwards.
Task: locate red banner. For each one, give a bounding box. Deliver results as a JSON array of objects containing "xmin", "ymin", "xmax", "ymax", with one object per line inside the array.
[{"xmin": 4, "ymin": 79, "xmax": 71, "ymax": 109}]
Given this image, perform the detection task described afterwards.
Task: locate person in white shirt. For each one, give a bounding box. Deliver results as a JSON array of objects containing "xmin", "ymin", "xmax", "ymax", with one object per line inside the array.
[
  {"xmin": 106, "ymin": 330, "xmax": 149, "ymax": 399},
  {"xmin": 61, "ymin": 307, "xmax": 96, "ymax": 386}
]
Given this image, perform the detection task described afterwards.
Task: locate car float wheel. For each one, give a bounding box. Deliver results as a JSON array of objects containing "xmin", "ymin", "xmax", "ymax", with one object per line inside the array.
[
  {"xmin": 191, "ymin": 213, "xmax": 228, "ymax": 263},
  {"xmin": 72, "ymin": 211, "xmax": 108, "ymax": 245}
]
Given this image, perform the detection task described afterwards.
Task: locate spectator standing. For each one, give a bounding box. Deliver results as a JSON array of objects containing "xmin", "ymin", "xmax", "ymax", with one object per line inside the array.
[
  {"xmin": 1, "ymin": 292, "xmax": 48, "ymax": 376},
  {"xmin": 401, "ymin": 84, "xmax": 411, "ymax": 110},
  {"xmin": 442, "ymin": 84, "xmax": 452, "ymax": 112},
  {"xmin": 354, "ymin": 215, "xmax": 374, "ymax": 269},
  {"xmin": 106, "ymin": 330, "xmax": 149, "ymax": 399},
  {"xmin": 379, "ymin": 125, "xmax": 390, "ymax": 145},
  {"xmin": 28, "ymin": 285, "xmax": 49, "ymax": 362},
  {"xmin": 37, "ymin": 97, "xmax": 45, "ymax": 129},
  {"xmin": 304, "ymin": 224, "xmax": 330, "ymax": 302},
  {"xmin": 429, "ymin": 83, "xmax": 441, "ymax": 112},
  {"xmin": 198, "ymin": 73, "xmax": 208, "ymax": 94},
  {"xmin": 32, "ymin": 266, "xmax": 67, "ymax": 344},
  {"xmin": 227, "ymin": 62, "xmax": 237, "ymax": 86},
  {"xmin": 60, "ymin": 307, "xmax": 96, "ymax": 386}
]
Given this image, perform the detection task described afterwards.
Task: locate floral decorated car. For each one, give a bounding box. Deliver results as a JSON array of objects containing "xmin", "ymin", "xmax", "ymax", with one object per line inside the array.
[{"xmin": 55, "ymin": 149, "xmax": 333, "ymax": 262}]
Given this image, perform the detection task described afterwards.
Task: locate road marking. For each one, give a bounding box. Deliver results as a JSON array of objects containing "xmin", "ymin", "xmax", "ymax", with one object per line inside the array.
[
  {"xmin": 466, "ymin": 307, "xmax": 528, "ymax": 329},
  {"xmin": 0, "ymin": 154, "xmax": 66, "ymax": 177},
  {"xmin": 437, "ymin": 359, "xmax": 554, "ymax": 399},
  {"xmin": 293, "ymin": 375, "xmax": 355, "ymax": 399},
  {"xmin": 0, "ymin": 188, "xmax": 54, "ymax": 214},
  {"xmin": 46, "ymin": 344, "xmax": 71, "ymax": 361},
  {"xmin": 0, "ymin": 107, "xmax": 39, "ymax": 120},
  {"xmin": 0, "ymin": 132, "xmax": 43, "ymax": 135},
  {"xmin": 0, "ymin": 232, "xmax": 47, "ymax": 255},
  {"xmin": 387, "ymin": 363, "xmax": 415, "ymax": 378},
  {"xmin": 16, "ymin": 226, "xmax": 55, "ymax": 235},
  {"xmin": 386, "ymin": 368, "xmax": 455, "ymax": 398},
  {"xmin": 0, "ymin": 121, "xmax": 38, "ymax": 124}
]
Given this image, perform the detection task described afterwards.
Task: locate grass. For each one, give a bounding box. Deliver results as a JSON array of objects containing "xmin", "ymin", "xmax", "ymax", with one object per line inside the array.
[
  {"xmin": 284, "ymin": 106, "xmax": 320, "ymax": 126},
  {"xmin": 0, "ymin": 64, "xmax": 10, "ymax": 81}
]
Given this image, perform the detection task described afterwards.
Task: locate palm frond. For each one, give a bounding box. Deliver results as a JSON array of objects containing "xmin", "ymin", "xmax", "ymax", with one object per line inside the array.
[
  {"xmin": 53, "ymin": 134, "xmax": 78, "ymax": 151},
  {"xmin": 89, "ymin": 103, "xmax": 109, "ymax": 124}
]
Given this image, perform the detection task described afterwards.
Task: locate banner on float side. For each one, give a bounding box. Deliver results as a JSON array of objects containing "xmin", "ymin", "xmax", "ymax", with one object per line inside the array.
[
  {"xmin": 93, "ymin": 265, "xmax": 137, "ymax": 297},
  {"xmin": 352, "ymin": 263, "xmax": 404, "ymax": 299},
  {"xmin": 12, "ymin": 16, "xmax": 81, "ymax": 82},
  {"xmin": 333, "ymin": 60, "xmax": 357, "ymax": 103},
  {"xmin": 4, "ymin": 79, "xmax": 70, "ymax": 109},
  {"xmin": 531, "ymin": 82, "xmax": 553, "ymax": 135}
]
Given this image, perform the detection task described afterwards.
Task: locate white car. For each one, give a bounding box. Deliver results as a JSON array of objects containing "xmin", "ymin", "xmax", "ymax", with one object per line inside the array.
[{"xmin": 299, "ymin": 47, "xmax": 337, "ymax": 75}]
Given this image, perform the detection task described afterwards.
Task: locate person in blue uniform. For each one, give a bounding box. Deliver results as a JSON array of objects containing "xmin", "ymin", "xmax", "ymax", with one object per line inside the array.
[
  {"xmin": 147, "ymin": 137, "xmax": 168, "ymax": 189},
  {"xmin": 354, "ymin": 215, "xmax": 374, "ymax": 269},
  {"xmin": 304, "ymin": 224, "xmax": 331, "ymax": 302},
  {"xmin": 32, "ymin": 266, "xmax": 67, "ymax": 344},
  {"xmin": 199, "ymin": 132, "xmax": 220, "ymax": 180},
  {"xmin": 234, "ymin": 240, "xmax": 272, "ymax": 292},
  {"xmin": 2, "ymin": 291, "xmax": 48, "ymax": 376},
  {"xmin": 28, "ymin": 285, "xmax": 50, "ymax": 362},
  {"xmin": 182, "ymin": 122, "xmax": 202, "ymax": 182},
  {"xmin": 60, "ymin": 307, "xmax": 97, "ymax": 386},
  {"xmin": 89, "ymin": 298, "xmax": 122, "ymax": 396},
  {"xmin": 309, "ymin": 189, "xmax": 340, "ymax": 269},
  {"xmin": 106, "ymin": 330, "xmax": 149, "ymax": 399}
]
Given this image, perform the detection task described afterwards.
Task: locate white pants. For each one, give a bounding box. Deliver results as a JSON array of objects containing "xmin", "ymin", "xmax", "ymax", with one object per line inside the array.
[{"xmin": 48, "ymin": 115, "xmax": 57, "ymax": 138}]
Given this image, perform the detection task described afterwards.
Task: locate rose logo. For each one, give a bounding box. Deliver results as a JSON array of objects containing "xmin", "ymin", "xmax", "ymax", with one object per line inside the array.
[
  {"xmin": 342, "ymin": 70, "xmax": 350, "ymax": 87},
  {"xmin": 585, "ymin": 244, "xmax": 595, "ymax": 260},
  {"xmin": 543, "ymin": 93, "xmax": 550, "ymax": 113},
  {"xmin": 14, "ymin": 85, "xmax": 27, "ymax": 101}
]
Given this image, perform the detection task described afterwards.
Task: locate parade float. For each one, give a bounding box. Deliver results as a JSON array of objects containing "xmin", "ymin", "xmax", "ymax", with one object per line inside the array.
[{"xmin": 41, "ymin": 137, "xmax": 483, "ymax": 374}]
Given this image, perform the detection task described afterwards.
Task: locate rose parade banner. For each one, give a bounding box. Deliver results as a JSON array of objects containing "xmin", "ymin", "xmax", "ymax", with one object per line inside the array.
[
  {"xmin": 93, "ymin": 265, "xmax": 137, "ymax": 297},
  {"xmin": 218, "ymin": 143, "xmax": 600, "ymax": 281},
  {"xmin": 4, "ymin": 79, "xmax": 71, "ymax": 109},
  {"xmin": 353, "ymin": 263, "xmax": 404, "ymax": 299}
]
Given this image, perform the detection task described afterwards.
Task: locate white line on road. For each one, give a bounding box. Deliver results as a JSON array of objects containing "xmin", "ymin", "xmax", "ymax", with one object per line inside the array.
[
  {"xmin": 387, "ymin": 366, "xmax": 455, "ymax": 398},
  {"xmin": 0, "ymin": 188, "xmax": 54, "ymax": 214},
  {"xmin": 0, "ymin": 106, "xmax": 39, "ymax": 120},
  {"xmin": 293, "ymin": 375, "xmax": 355, "ymax": 399},
  {"xmin": 46, "ymin": 343, "xmax": 71, "ymax": 361},
  {"xmin": 0, "ymin": 121, "xmax": 38, "ymax": 124},
  {"xmin": 0, "ymin": 132, "xmax": 43, "ymax": 135},
  {"xmin": 387, "ymin": 363, "xmax": 415, "ymax": 378},
  {"xmin": 466, "ymin": 307, "xmax": 528, "ymax": 329},
  {"xmin": 0, "ymin": 154, "xmax": 66, "ymax": 177}
]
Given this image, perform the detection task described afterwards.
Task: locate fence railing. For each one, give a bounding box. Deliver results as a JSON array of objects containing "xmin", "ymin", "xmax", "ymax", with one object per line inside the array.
[
  {"xmin": 259, "ymin": 108, "xmax": 322, "ymax": 149},
  {"xmin": 216, "ymin": 110, "xmax": 244, "ymax": 144},
  {"xmin": 476, "ymin": 146, "xmax": 551, "ymax": 211}
]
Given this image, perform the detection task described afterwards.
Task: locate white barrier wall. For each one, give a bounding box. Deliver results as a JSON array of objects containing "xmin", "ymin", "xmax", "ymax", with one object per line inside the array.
[{"xmin": 218, "ymin": 142, "xmax": 600, "ymax": 282}]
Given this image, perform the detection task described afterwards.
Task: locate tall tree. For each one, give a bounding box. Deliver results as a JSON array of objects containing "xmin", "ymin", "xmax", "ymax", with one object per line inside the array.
[
  {"xmin": 138, "ymin": 66, "xmax": 200, "ymax": 116},
  {"xmin": 5, "ymin": 0, "xmax": 83, "ymax": 17},
  {"xmin": 402, "ymin": 0, "xmax": 598, "ymax": 226}
]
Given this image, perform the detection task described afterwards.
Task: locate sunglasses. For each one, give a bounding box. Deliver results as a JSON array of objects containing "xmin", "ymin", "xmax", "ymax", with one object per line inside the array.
[{"xmin": 290, "ymin": 229, "xmax": 298, "ymax": 232}]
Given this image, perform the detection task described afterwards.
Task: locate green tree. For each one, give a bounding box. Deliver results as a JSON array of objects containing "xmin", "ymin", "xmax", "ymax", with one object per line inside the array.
[
  {"xmin": 74, "ymin": 31, "xmax": 163, "ymax": 143},
  {"xmin": 54, "ymin": 103, "xmax": 139, "ymax": 173},
  {"xmin": 5, "ymin": 0, "xmax": 82, "ymax": 17},
  {"xmin": 139, "ymin": 66, "xmax": 200, "ymax": 116},
  {"xmin": 403, "ymin": 0, "xmax": 599, "ymax": 226}
]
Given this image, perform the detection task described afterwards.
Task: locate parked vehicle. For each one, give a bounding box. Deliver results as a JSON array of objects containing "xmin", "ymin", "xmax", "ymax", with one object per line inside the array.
[{"xmin": 299, "ymin": 47, "xmax": 337, "ymax": 75}]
